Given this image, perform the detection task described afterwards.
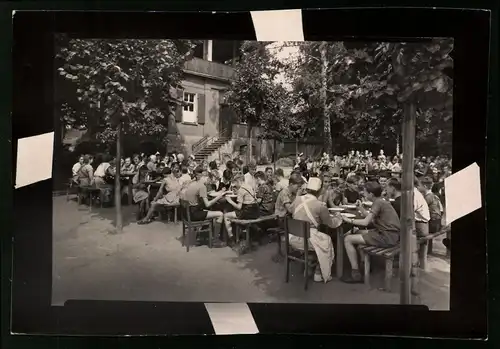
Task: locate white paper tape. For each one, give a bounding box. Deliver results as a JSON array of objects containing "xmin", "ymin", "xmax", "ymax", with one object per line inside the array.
[
  {"xmin": 15, "ymin": 132, "xmax": 54, "ymax": 189},
  {"xmin": 250, "ymin": 9, "xmax": 304, "ymax": 41},
  {"xmin": 444, "ymin": 162, "xmax": 482, "ymax": 225},
  {"xmin": 205, "ymin": 303, "xmax": 259, "ymax": 335}
]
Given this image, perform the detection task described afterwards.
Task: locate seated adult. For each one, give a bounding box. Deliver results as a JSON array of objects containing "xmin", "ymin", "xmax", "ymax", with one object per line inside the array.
[
  {"xmin": 341, "ymin": 181, "xmax": 401, "ymax": 283},
  {"xmin": 223, "ymin": 174, "xmax": 260, "ymax": 240},
  {"xmin": 288, "ymin": 177, "xmax": 343, "ymax": 283},
  {"xmin": 274, "ymin": 168, "xmax": 288, "ymax": 192},
  {"xmin": 180, "ymin": 167, "xmax": 226, "ymax": 247}
]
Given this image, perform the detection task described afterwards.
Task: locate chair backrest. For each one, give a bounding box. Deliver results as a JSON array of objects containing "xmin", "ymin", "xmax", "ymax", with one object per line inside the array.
[
  {"xmin": 285, "ymin": 217, "xmax": 310, "ymax": 238},
  {"xmin": 179, "ymin": 199, "xmax": 192, "ymax": 222}
]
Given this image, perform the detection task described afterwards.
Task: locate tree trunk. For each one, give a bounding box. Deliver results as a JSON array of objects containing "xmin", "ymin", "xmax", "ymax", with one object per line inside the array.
[
  {"xmin": 396, "ymin": 134, "xmax": 400, "ymax": 155},
  {"xmin": 273, "ymin": 138, "xmax": 277, "ymax": 172},
  {"xmin": 246, "ymin": 124, "xmax": 253, "ymax": 165},
  {"xmin": 400, "ymin": 102, "xmax": 417, "ymax": 304},
  {"xmin": 320, "ymin": 41, "xmax": 332, "ymax": 154},
  {"xmin": 115, "ymin": 121, "xmax": 123, "ymax": 232}
]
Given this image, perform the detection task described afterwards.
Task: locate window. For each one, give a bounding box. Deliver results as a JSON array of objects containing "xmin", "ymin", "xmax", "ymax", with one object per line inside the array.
[{"xmin": 182, "ymin": 92, "xmax": 197, "ymax": 123}]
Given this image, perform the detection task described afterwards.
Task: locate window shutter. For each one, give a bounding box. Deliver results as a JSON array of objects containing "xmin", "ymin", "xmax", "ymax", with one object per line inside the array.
[
  {"xmin": 175, "ymin": 88, "xmax": 183, "ymax": 122},
  {"xmin": 197, "ymin": 93, "xmax": 206, "ymax": 124}
]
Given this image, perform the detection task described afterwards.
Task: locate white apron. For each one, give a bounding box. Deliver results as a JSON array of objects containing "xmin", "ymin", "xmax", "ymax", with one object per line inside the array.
[{"xmin": 290, "ymin": 196, "xmax": 335, "ymax": 283}]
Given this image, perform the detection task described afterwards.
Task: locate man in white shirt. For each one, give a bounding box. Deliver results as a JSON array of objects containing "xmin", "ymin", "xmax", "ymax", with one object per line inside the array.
[
  {"xmin": 244, "ymin": 163, "xmax": 257, "ymax": 191},
  {"xmin": 414, "ymin": 178, "xmax": 430, "ymax": 237}
]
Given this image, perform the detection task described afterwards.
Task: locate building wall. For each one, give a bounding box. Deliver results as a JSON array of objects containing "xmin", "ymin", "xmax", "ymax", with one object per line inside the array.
[{"xmin": 167, "ymin": 73, "xmax": 229, "ymax": 155}]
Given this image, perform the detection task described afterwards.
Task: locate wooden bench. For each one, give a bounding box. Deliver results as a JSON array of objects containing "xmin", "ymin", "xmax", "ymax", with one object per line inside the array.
[
  {"xmin": 231, "ymin": 215, "xmax": 278, "ymax": 252},
  {"xmin": 359, "ymin": 229, "xmax": 448, "ymax": 292}
]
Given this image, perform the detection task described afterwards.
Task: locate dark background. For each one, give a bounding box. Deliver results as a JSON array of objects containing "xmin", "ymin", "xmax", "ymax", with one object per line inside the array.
[{"xmin": 3, "ymin": 1, "xmax": 497, "ymax": 349}]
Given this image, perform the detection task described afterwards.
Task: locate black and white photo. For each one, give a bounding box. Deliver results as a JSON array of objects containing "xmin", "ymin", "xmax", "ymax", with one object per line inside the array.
[{"xmin": 52, "ymin": 38, "xmax": 453, "ymax": 309}]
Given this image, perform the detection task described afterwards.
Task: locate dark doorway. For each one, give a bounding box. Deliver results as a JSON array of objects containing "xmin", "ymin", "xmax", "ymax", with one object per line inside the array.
[{"xmin": 219, "ymin": 104, "xmax": 234, "ymax": 138}]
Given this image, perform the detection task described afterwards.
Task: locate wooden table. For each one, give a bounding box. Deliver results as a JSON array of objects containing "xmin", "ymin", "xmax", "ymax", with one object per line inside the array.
[{"xmin": 331, "ymin": 207, "xmax": 364, "ymax": 278}]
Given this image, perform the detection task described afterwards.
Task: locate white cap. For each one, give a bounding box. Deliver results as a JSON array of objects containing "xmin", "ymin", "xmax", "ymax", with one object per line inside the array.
[
  {"xmin": 306, "ymin": 177, "xmax": 322, "ymax": 191},
  {"xmin": 155, "ymin": 151, "xmax": 160, "ymax": 155},
  {"xmin": 190, "ymin": 154, "xmax": 196, "ymax": 160},
  {"xmin": 299, "ymin": 153, "xmax": 304, "ymax": 157}
]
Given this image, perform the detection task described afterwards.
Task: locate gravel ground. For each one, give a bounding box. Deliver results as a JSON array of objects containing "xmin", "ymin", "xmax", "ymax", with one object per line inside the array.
[{"xmin": 52, "ymin": 196, "xmax": 450, "ymax": 309}]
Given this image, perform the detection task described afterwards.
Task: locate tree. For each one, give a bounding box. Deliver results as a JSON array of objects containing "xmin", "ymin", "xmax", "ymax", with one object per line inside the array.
[
  {"xmin": 57, "ymin": 37, "xmax": 197, "ymax": 232},
  {"xmin": 225, "ymin": 41, "xmax": 284, "ymax": 164},
  {"xmin": 328, "ymin": 40, "xmax": 453, "ymax": 151}
]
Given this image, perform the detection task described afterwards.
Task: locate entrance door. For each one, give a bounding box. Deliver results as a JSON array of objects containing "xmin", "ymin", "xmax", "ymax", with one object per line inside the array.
[{"xmin": 219, "ymin": 104, "xmax": 234, "ymax": 138}]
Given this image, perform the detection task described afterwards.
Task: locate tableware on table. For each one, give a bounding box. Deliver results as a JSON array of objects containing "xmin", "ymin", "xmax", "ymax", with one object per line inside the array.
[
  {"xmin": 340, "ymin": 204, "xmax": 357, "ymax": 209},
  {"xmin": 328, "ymin": 207, "xmax": 345, "ymax": 213},
  {"xmin": 389, "ymin": 198, "xmax": 395, "ymax": 202},
  {"xmin": 340, "ymin": 213, "xmax": 356, "ymax": 218},
  {"xmin": 362, "ymin": 201, "xmax": 373, "ymax": 207}
]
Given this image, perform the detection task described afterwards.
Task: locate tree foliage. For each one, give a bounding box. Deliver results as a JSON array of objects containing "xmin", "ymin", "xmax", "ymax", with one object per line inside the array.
[
  {"xmin": 56, "ymin": 36, "xmax": 199, "ymax": 145},
  {"xmin": 283, "ymin": 39, "xmax": 453, "ymax": 152},
  {"xmin": 227, "ymin": 41, "xmax": 320, "ymax": 145}
]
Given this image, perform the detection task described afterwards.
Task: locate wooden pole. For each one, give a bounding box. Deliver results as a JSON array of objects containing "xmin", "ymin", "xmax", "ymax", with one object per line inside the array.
[
  {"xmin": 114, "ymin": 121, "xmax": 123, "ymax": 232},
  {"xmin": 399, "ymin": 102, "xmax": 416, "ymax": 304}
]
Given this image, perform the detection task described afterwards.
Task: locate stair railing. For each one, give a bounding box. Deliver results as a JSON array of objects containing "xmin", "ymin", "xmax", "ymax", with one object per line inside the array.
[{"xmin": 192, "ymin": 128, "xmax": 228, "ymax": 156}]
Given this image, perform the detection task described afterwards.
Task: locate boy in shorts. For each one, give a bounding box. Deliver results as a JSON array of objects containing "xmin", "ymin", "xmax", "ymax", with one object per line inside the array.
[{"xmin": 341, "ymin": 181, "xmax": 401, "ymax": 283}]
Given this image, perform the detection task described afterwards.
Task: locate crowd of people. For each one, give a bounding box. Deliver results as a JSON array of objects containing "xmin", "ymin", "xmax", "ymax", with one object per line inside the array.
[{"xmin": 69, "ymin": 148, "xmax": 452, "ymax": 284}]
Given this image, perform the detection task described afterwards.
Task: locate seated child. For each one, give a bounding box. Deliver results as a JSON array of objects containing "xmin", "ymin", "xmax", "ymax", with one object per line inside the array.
[{"xmin": 223, "ymin": 174, "xmax": 260, "ymax": 244}]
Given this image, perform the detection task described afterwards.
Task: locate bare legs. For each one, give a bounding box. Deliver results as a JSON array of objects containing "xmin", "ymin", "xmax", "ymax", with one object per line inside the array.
[
  {"xmin": 343, "ymin": 230, "xmax": 366, "ymax": 282},
  {"xmin": 223, "ymin": 211, "xmax": 237, "ymax": 238}
]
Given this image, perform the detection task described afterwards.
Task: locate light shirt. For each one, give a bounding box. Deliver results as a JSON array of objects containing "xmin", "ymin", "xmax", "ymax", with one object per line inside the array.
[
  {"xmin": 237, "ymin": 183, "xmax": 257, "ymax": 205},
  {"xmin": 275, "ymin": 178, "xmax": 289, "ymax": 192},
  {"xmin": 244, "ymin": 172, "xmax": 257, "ymax": 191},
  {"xmin": 94, "ymin": 162, "xmax": 110, "ymax": 177},
  {"xmin": 178, "ymin": 173, "xmax": 192, "ymax": 186},
  {"xmin": 414, "ymin": 188, "xmax": 430, "ymax": 222},
  {"xmin": 289, "ymin": 194, "xmax": 340, "ymax": 230},
  {"xmin": 72, "ymin": 162, "xmax": 82, "ymax": 176}
]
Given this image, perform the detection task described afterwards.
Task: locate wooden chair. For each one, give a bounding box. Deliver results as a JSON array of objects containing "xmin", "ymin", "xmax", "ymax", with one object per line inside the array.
[
  {"xmin": 284, "ymin": 217, "xmax": 318, "ymax": 290},
  {"xmin": 179, "ymin": 200, "xmax": 214, "ymax": 252}
]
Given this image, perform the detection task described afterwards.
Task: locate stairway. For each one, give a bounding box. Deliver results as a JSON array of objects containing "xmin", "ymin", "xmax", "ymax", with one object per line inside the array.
[{"xmin": 193, "ymin": 137, "xmax": 230, "ymax": 162}]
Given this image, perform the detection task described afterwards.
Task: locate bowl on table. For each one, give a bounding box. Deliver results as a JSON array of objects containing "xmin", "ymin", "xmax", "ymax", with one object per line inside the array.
[
  {"xmin": 328, "ymin": 207, "xmax": 345, "ymax": 213},
  {"xmin": 340, "ymin": 204, "xmax": 357, "ymax": 209},
  {"xmin": 362, "ymin": 201, "xmax": 373, "ymax": 207}
]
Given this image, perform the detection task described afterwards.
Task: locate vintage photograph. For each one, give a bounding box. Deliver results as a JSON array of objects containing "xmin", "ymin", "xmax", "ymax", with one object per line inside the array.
[{"xmin": 52, "ymin": 38, "xmax": 453, "ymax": 309}]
